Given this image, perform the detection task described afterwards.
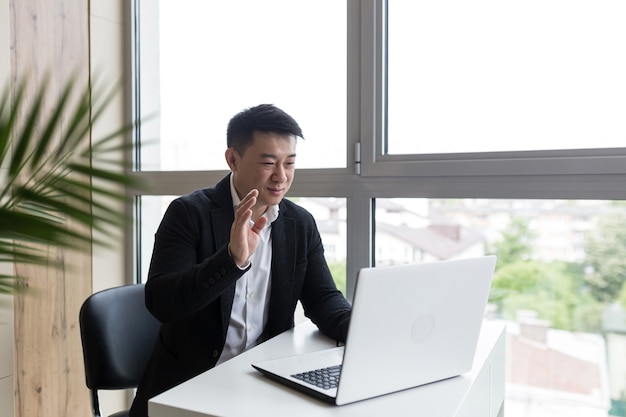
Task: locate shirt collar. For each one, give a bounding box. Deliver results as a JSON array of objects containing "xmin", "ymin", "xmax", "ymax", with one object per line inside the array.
[{"xmin": 229, "ymin": 173, "xmax": 279, "ymax": 224}]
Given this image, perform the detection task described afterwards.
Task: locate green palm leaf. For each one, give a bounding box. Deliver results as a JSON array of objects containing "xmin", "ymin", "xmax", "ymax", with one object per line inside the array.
[{"xmin": 0, "ymin": 74, "xmax": 145, "ymax": 294}]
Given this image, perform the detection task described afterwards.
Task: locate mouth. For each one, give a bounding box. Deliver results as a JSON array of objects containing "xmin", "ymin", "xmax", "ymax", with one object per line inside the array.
[{"xmin": 266, "ymin": 188, "xmax": 284, "ymax": 195}]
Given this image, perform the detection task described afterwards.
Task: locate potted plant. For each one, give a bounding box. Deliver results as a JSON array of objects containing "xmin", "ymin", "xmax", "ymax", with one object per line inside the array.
[{"xmin": 0, "ymin": 74, "xmax": 143, "ymax": 294}]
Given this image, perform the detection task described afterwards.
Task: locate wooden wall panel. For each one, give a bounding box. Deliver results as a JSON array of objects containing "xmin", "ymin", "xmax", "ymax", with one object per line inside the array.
[{"xmin": 10, "ymin": 1, "xmax": 92, "ymax": 416}]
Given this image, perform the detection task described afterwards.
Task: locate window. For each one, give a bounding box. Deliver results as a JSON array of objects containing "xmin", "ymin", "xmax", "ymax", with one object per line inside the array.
[
  {"xmin": 136, "ymin": 0, "xmax": 347, "ymax": 172},
  {"xmin": 130, "ymin": 1, "xmax": 626, "ymax": 415},
  {"xmin": 361, "ymin": 0, "xmax": 626, "ymax": 178},
  {"xmin": 375, "ymin": 198, "xmax": 625, "ymax": 414},
  {"xmin": 386, "ymin": 0, "xmax": 626, "ymax": 156},
  {"xmin": 288, "ymin": 197, "xmax": 347, "ymax": 294}
]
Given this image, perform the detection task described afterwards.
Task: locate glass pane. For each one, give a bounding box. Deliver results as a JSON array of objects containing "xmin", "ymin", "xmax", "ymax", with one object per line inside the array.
[
  {"xmin": 375, "ymin": 198, "xmax": 624, "ymax": 416},
  {"xmin": 139, "ymin": 196, "xmax": 347, "ymax": 295},
  {"xmin": 137, "ymin": 0, "xmax": 347, "ymax": 171},
  {"xmin": 386, "ymin": 0, "xmax": 626, "ymax": 155},
  {"xmin": 287, "ymin": 197, "xmax": 347, "ymax": 295}
]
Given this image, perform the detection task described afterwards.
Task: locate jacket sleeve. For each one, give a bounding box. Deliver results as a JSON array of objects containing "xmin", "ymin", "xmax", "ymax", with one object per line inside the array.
[
  {"xmin": 298, "ymin": 215, "xmax": 352, "ymax": 342},
  {"xmin": 144, "ymin": 197, "xmax": 248, "ymax": 323}
]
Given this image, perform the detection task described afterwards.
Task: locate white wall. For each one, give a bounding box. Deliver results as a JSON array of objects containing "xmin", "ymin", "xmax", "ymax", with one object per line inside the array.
[
  {"xmin": 0, "ymin": 1, "xmax": 128, "ymax": 416},
  {"xmin": 0, "ymin": 0, "xmax": 15, "ymax": 415},
  {"xmin": 0, "ymin": 282, "xmax": 14, "ymax": 417},
  {"xmin": 90, "ymin": 0, "xmax": 129, "ymax": 414},
  {"xmin": 0, "ymin": 286, "xmax": 13, "ymax": 417}
]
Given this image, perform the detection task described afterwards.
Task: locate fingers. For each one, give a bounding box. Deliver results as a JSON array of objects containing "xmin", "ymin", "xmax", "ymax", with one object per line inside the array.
[
  {"xmin": 234, "ymin": 189, "xmax": 258, "ymax": 223},
  {"xmin": 251, "ymin": 216, "xmax": 268, "ymax": 234},
  {"xmin": 229, "ymin": 189, "xmax": 261, "ymax": 267},
  {"xmin": 241, "ymin": 189, "xmax": 267, "ymax": 234},
  {"xmin": 239, "ymin": 189, "xmax": 259, "ymax": 209}
]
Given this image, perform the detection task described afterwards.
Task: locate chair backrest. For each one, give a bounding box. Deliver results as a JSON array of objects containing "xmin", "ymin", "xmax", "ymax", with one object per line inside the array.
[{"xmin": 79, "ymin": 284, "xmax": 160, "ymax": 391}]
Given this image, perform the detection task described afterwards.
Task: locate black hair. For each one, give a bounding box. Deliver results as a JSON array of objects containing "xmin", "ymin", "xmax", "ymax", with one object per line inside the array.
[{"xmin": 226, "ymin": 104, "xmax": 304, "ymax": 154}]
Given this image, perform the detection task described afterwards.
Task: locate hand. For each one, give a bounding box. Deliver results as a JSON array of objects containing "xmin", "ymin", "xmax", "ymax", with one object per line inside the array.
[{"xmin": 228, "ymin": 189, "xmax": 268, "ymax": 268}]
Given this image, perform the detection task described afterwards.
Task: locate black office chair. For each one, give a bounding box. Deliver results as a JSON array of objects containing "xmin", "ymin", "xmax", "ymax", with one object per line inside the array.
[{"xmin": 79, "ymin": 284, "xmax": 160, "ymax": 417}]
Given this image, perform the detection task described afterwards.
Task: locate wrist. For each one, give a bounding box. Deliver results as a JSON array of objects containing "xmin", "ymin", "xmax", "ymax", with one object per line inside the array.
[{"xmin": 228, "ymin": 244, "xmax": 250, "ymax": 269}]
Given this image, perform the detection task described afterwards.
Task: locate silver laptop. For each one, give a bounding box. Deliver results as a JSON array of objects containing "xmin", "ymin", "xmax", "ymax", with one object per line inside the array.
[{"xmin": 251, "ymin": 255, "xmax": 497, "ymax": 405}]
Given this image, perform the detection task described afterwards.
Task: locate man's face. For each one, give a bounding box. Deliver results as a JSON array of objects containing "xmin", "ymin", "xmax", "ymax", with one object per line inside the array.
[{"xmin": 226, "ymin": 131, "xmax": 296, "ymax": 218}]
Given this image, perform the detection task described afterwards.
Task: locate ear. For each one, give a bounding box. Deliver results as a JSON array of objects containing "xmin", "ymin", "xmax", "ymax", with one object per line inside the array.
[{"xmin": 225, "ymin": 148, "xmax": 238, "ymax": 171}]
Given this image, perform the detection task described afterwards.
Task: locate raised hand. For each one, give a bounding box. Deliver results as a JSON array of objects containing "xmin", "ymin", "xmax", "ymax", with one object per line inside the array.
[{"xmin": 228, "ymin": 189, "xmax": 268, "ymax": 268}]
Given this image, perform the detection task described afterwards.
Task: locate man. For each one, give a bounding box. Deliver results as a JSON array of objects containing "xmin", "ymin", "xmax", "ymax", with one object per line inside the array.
[{"xmin": 130, "ymin": 104, "xmax": 352, "ymax": 417}]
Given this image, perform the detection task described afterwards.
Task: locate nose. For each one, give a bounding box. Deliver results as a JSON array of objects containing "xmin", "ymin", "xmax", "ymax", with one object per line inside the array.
[{"xmin": 272, "ymin": 164, "xmax": 287, "ymax": 183}]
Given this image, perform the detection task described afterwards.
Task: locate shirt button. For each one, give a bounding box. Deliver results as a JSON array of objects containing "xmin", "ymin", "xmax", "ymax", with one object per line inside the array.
[
  {"xmin": 214, "ymin": 272, "xmax": 221, "ymax": 280},
  {"xmin": 203, "ymin": 281, "xmax": 210, "ymax": 288},
  {"xmin": 213, "ymin": 349, "xmax": 219, "ymax": 358},
  {"xmin": 220, "ymin": 268, "xmax": 227, "ymax": 275}
]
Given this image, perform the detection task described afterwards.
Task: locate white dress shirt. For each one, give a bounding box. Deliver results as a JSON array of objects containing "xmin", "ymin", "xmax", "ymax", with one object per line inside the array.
[{"xmin": 216, "ymin": 175, "xmax": 278, "ymax": 365}]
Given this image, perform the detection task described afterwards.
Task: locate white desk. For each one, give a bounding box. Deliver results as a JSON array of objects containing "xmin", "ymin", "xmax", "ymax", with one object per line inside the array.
[{"xmin": 149, "ymin": 319, "xmax": 506, "ymax": 417}]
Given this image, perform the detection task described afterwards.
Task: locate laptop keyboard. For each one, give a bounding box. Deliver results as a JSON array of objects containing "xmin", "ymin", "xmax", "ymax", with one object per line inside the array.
[{"xmin": 291, "ymin": 365, "xmax": 342, "ymax": 390}]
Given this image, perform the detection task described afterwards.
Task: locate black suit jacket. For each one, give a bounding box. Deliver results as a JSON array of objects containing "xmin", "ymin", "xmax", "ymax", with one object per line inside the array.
[{"xmin": 130, "ymin": 175, "xmax": 352, "ymax": 417}]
